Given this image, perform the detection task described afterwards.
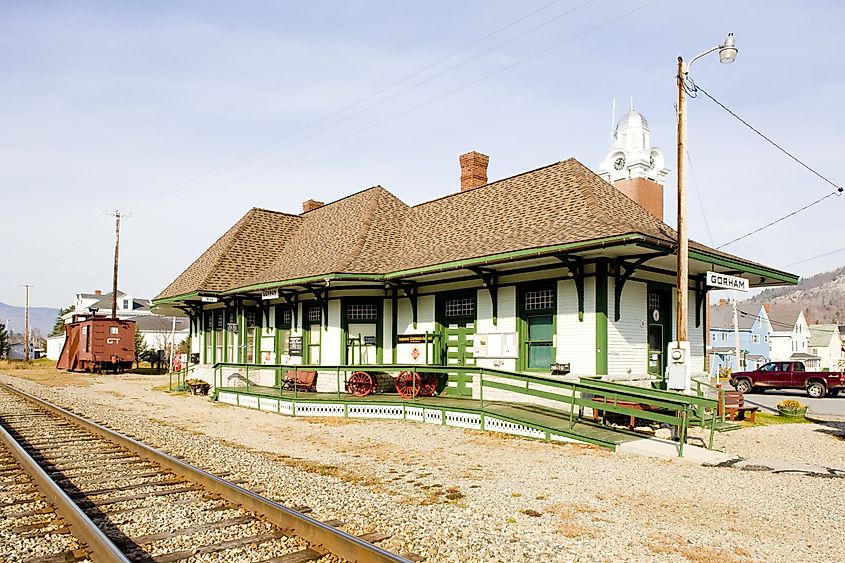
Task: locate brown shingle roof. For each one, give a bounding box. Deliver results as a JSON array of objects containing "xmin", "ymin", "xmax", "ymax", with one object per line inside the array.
[
  {"xmin": 156, "ymin": 158, "xmax": 786, "ymax": 300},
  {"xmin": 156, "ymin": 208, "xmax": 301, "ymax": 299}
]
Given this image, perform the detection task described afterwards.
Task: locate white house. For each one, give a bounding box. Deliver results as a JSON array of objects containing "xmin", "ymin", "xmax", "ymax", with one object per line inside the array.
[
  {"xmin": 808, "ymin": 324, "xmax": 842, "ymax": 371},
  {"xmin": 767, "ymin": 307, "xmax": 818, "ymax": 368}
]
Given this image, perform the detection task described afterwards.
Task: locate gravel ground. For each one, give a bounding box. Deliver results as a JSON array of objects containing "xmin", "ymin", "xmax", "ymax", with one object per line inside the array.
[{"xmin": 1, "ymin": 372, "xmax": 843, "ymax": 562}]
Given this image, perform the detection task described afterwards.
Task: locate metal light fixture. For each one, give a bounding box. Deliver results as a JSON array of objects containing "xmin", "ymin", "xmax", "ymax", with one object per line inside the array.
[{"xmin": 719, "ymin": 33, "xmax": 738, "ymax": 64}]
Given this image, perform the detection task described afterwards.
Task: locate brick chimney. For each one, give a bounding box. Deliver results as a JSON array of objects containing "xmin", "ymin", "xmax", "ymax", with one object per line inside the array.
[
  {"xmin": 94, "ymin": 289, "xmax": 102, "ymax": 296},
  {"xmin": 302, "ymin": 199, "xmax": 325, "ymax": 213},
  {"xmin": 612, "ymin": 178, "xmax": 664, "ymax": 221},
  {"xmin": 459, "ymin": 151, "xmax": 489, "ymax": 192}
]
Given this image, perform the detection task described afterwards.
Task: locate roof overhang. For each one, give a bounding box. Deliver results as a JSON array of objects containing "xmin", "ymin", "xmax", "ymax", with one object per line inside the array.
[{"xmin": 152, "ymin": 233, "xmax": 798, "ymax": 306}]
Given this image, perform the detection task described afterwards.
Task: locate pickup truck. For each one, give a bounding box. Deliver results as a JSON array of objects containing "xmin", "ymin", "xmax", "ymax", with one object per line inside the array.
[{"xmin": 729, "ymin": 361, "xmax": 844, "ymax": 398}]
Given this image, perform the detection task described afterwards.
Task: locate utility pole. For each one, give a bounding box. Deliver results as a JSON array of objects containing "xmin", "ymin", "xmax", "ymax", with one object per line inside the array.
[
  {"xmin": 169, "ymin": 316, "xmax": 176, "ymax": 373},
  {"xmin": 111, "ymin": 210, "xmax": 121, "ymax": 319},
  {"xmin": 732, "ymin": 293, "xmax": 741, "ymax": 373},
  {"xmin": 676, "ymin": 55, "xmax": 688, "ymax": 344},
  {"xmin": 21, "ymin": 284, "xmax": 34, "ymax": 361}
]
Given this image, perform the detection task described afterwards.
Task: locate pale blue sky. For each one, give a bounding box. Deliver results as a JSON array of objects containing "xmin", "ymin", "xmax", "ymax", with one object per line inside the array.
[{"xmin": 2, "ymin": 1, "xmax": 843, "ymax": 308}]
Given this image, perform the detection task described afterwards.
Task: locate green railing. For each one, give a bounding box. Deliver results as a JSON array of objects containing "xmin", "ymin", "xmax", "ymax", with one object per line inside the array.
[
  {"xmin": 692, "ymin": 377, "xmax": 727, "ymax": 424},
  {"xmin": 211, "ymin": 362, "xmax": 719, "ymax": 456}
]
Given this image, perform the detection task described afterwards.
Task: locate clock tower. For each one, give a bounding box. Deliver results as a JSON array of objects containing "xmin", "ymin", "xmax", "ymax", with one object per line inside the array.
[{"xmin": 598, "ymin": 107, "xmax": 669, "ymax": 221}]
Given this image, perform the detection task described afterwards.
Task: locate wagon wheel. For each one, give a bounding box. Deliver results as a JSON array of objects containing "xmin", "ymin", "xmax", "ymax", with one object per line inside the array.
[
  {"xmin": 395, "ymin": 371, "xmax": 422, "ymax": 399},
  {"xmin": 419, "ymin": 372, "xmax": 438, "ymax": 397},
  {"xmin": 348, "ymin": 371, "xmax": 375, "ymax": 397}
]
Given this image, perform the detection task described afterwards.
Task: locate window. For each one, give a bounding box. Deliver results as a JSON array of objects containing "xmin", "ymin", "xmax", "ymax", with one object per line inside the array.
[
  {"xmin": 347, "ymin": 303, "xmax": 378, "ymax": 321},
  {"xmin": 308, "ymin": 305, "xmax": 322, "ymax": 323},
  {"xmin": 306, "ymin": 305, "xmax": 321, "ymax": 363},
  {"xmin": 721, "ymin": 333, "xmax": 727, "ymax": 341},
  {"xmin": 444, "ymin": 297, "xmax": 475, "ymax": 318},
  {"xmin": 521, "ymin": 286, "xmax": 555, "ymax": 371},
  {"xmin": 275, "ymin": 307, "xmax": 292, "ymax": 356},
  {"xmin": 524, "ymin": 289, "xmax": 554, "ymax": 310},
  {"xmin": 204, "ymin": 312, "xmax": 213, "ymax": 363},
  {"xmin": 244, "ymin": 309, "xmax": 259, "ymax": 363},
  {"xmin": 214, "ymin": 311, "xmax": 224, "ymax": 363},
  {"xmin": 122, "ymin": 299, "xmax": 129, "ymax": 310},
  {"xmin": 109, "ymin": 326, "xmax": 119, "ymax": 335},
  {"xmin": 226, "ymin": 311, "xmax": 237, "ymax": 361}
]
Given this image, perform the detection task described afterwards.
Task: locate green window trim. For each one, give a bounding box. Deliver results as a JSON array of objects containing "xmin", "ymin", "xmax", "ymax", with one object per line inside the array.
[
  {"xmin": 517, "ymin": 283, "xmax": 557, "ymax": 373},
  {"xmin": 341, "ymin": 298, "xmax": 384, "ymax": 365}
]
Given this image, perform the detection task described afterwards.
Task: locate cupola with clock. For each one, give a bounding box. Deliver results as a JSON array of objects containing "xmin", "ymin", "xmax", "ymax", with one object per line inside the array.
[{"xmin": 597, "ymin": 106, "xmax": 670, "ymax": 221}]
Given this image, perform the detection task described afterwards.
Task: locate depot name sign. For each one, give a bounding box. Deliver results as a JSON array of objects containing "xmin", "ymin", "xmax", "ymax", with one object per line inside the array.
[{"xmin": 706, "ymin": 271, "xmax": 749, "ymax": 292}]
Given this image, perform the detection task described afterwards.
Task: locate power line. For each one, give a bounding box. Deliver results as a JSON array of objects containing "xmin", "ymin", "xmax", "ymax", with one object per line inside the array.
[
  {"xmin": 717, "ymin": 190, "xmax": 840, "ymax": 249},
  {"xmin": 135, "ymin": 0, "xmax": 583, "ymax": 207},
  {"xmin": 784, "ymin": 246, "xmax": 845, "ymax": 268},
  {"xmin": 162, "ymin": 0, "xmax": 661, "ymax": 202},
  {"xmin": 687, "ymin": 79, "xmax": 843, "ymax": 194},
  {"xmin": 683, "ymin": 78, "xmax": 844, "ymax": 250}
]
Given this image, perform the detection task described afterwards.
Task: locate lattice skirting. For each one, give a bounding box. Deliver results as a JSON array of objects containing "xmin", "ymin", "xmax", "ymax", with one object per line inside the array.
[{"xmin": 214, "ymin": 391, "xmax": 580, "ymax": 444}]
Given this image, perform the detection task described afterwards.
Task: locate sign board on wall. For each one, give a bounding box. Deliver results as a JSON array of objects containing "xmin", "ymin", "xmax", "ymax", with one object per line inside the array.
[
  {"xmin": 261, "ymin": 288, "xmax": 279, "ymax": 300},
  {"xmin": 227, "ymin": 323, "xmax": 239, "ymax": 333},
  {"xmin": 363, "ymin": 336, "xmax": 377, "ymax": 345},
  {"xmin": 397, "ymin": 334, "xmax": 434, "ymax": 344},
  {"xmin": 201, "ymin": 296, "xmax": 218, "ymax": 303},
  {"xmin": 705, "ymin": 271, "xmax": 749, "ymax": 292},
  {"xmin": 288, "ymin": 336, "xmax": 303, "ymax": 356}
]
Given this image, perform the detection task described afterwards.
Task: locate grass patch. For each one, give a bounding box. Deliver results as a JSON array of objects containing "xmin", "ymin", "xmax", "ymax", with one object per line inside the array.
[{"xmin": 747, "ymin": 412, "xmax": 812, "ymax": 426}]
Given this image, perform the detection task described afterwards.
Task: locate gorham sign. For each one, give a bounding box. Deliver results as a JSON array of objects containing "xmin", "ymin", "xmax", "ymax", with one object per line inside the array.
[{"xmin": 705, "ymin": 271, "xmax": 749, "ymax": 292}]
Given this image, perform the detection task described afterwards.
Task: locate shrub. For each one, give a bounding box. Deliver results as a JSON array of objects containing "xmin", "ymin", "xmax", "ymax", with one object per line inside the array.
[{"xmin": 776, "ymin": 399, "xmax": 805, "ymax": 411}]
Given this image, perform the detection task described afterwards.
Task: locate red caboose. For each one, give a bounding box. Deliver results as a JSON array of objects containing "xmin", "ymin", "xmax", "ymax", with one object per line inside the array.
[{"xmin": 57, "ymin": 316, "xmax": 136, "ymax": 373}]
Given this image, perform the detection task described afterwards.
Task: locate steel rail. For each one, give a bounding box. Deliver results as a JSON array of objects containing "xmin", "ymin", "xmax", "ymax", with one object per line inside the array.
[
  {"xmin": 0, "ymin": 418, "xmax": 130, "ymax": 562},
  {"xmin": 0, "ymin": 382, "xmax": 409, "ymax": 563}
]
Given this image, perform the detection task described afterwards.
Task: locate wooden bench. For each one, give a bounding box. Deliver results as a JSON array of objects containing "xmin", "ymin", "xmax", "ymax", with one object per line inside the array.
[
  {"xmin": 282, "ymin": 369, "xmax": 317, "ymax": 392},
  {"xmin": 719, "ymin": 390, "xmax": 758, "ymax": 423},
  {"xmin": 591, "ymin": 397, "xmax": 661, "ymax": 430}
]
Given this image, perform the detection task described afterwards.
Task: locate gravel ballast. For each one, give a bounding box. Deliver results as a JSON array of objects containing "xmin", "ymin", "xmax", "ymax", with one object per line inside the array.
[{"xmin": 1, "ymin": 372, "xmax": 842, "ymax": 562}]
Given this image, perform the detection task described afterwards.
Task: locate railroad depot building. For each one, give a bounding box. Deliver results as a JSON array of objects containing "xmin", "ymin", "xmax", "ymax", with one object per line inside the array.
[{"xmin": 153, "ymin": 112, "xmax": 796, "ymax": 393}]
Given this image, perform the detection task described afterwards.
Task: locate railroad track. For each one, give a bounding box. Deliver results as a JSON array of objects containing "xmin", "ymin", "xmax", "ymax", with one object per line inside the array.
[{"xmin": 0, "ymin": 383, "xmax": 411, "ymax": 563}]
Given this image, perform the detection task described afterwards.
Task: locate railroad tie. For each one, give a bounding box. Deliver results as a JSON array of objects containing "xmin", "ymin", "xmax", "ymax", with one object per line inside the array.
[{"xmin": 153, "ymin": 531, "xmax": 283, "ymax": 563}]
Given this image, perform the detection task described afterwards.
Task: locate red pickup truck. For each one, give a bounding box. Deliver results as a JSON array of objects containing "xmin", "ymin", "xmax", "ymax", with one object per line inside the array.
[{"xmin": 730, "ymin": 361, "xmax": 844, "ymax": 398}]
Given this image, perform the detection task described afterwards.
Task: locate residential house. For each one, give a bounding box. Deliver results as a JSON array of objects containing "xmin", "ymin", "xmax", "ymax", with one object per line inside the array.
[
  {"xmin": 708, "ymin": 300, "xmax": 771, "ymax": 375},
  {"xmin": 808, "ymin": 324, "xmax": 843, "ymax": 371},
  {"xmin": 767, "ymin": 306, "xmax": 818, "ymax": 368}
]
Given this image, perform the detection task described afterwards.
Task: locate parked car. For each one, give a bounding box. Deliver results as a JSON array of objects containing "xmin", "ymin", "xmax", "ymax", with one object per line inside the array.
[{"xmin": 729, "ymin": 361, "xmax": 844, "ymax": 398}]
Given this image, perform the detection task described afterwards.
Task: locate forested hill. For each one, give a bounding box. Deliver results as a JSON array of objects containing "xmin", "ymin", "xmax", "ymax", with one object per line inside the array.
[{"xmin": 746, "ymin": 266, "xmax": 845, "ymax": 324}]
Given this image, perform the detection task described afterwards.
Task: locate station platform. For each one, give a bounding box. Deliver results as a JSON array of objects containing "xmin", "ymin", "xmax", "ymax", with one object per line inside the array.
[{"xmin": 214, "ymin": 385, "xmax": 643, "ymax": 451}]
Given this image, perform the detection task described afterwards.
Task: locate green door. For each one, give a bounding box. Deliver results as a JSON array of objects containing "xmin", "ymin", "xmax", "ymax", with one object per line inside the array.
[
  {"xmin": 439, "ymin": 294, "xmax": 476, "ymax": 397},
  {"xmin": 647, "ymin": 287, "xmax": 671, "ymax": 378}
]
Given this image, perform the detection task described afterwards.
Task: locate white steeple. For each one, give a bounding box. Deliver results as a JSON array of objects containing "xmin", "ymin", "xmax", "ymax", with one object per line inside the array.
[{"xmin": 598, "ymin": 107, "xmax": 669, "ymax": 184}]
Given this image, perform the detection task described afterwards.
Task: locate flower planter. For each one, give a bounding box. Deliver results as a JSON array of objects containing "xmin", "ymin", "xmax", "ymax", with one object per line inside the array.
[{"xmin": 777, "ymin": 407, "xmax": 807, "ymax": 418}]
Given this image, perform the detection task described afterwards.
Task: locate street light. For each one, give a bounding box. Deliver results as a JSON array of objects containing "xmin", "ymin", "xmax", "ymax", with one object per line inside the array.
[{"xmin": 672, "ymin": 33, "xmax": 737, "ymax": 390}]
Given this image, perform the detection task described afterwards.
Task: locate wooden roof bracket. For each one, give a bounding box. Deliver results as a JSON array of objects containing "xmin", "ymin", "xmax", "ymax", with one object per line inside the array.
[
  {"xmin": 555, "ymin": 254, "xmax": 585, "ymax": 322},
  {"xmin": 469, "ymin": 267, "xmax": 498, "ymax": 326},
  {"xmin": 612, "ymin": 253, "xmax": 667, "ymax": 321},
  {"xmin": 303, "ymin": 284, "xmax": 329, "ymax": 329},
  {"xmin": 393, "ymin": 281, "xmax": 419, "ymax": 329},
  {"xmin": 279, "ymin": 291, "xmax": 299, "ymax": 329},
  {"xmin": 694, "ymin": 274, "xmax": 708, "ymax": 328},
  {"xmin": 174, "ymin": 303, "xmax": 203, "ymax": 334}
]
